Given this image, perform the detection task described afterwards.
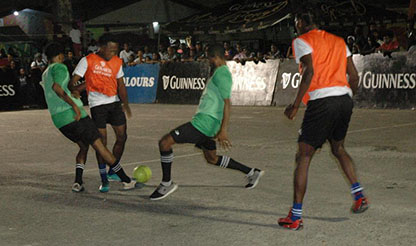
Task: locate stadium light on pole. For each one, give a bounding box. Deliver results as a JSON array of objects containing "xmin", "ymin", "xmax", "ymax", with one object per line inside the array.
[{"xmin": 13, "ymin": 11, "xmax": 19, "ymax": 16}]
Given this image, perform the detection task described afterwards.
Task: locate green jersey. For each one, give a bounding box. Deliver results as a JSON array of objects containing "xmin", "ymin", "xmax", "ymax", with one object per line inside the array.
[
  {"xmin": 191, "ymin": 65, "xmax": 232, "ymax": 137},
  {"xmin": 41, "ymin": 63, "xmax": 88, "ymax": 128}
]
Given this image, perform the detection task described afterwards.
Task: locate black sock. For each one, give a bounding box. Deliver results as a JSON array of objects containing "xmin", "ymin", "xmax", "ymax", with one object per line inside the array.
[
  {"xmin": 75, "ymin": 163, "xmax": 85, "ymax": 185},
  {"xmin": 216, "ymin": 156, "xmax": 252, "ymax": 174},
  {"xmin": 160, "ymin": 150, "xmax": 173, "ymax": 182},
  {"xmin": 110, "ymin": 161, "xmax": 131, "ymax": 183}
]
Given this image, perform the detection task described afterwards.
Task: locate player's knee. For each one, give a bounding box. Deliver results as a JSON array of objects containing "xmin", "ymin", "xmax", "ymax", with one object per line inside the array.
[
  {"xmin": 331, "ymin": 145, "xmax": 345, "ymax": 158},
  {"xmin": 205, "ymin": 155, "xmax": 218, "ymax": 165},
  {"xmin": 116, "ymin": 133, "xmax": 127, "ymax": 143},
  {"xmin": 158, "ymin": 136, "xmax": 170, "ymax": 151}
]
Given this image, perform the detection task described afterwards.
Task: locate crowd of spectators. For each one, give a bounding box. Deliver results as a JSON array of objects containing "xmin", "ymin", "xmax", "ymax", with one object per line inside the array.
[{"xmin": 1, "ymin": 20, "xmax": 414, "ymax": 110}]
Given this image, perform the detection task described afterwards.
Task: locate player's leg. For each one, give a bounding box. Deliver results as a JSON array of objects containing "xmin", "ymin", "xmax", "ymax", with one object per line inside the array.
[
  {"xmin": 106, "ymin": 123, "xmax": 127, "ymax": 181},
  {"xmin": 202, "ymin": 145, "xmax": 264, "ymax": 189},
  {"xmin": 330, "ymin": 95, "xmax": 368, "ymax": 213},
  {"xmin": 95, "ymin": 128, "xmax": 111, "ymax": 192},
  {"xmin": 278, "ymin": 142, "xmax": 315, "ymax": 230},
  {"xmin": 107, "ymin": 102, "xmax": 127, "ymax": 180},
  {"xmin": 90, "ymin": 138, "xmax": 136, "ymax": 190},
  {"xmin": 72, "ymin": 141, "xmax": 89, "ymax": 192},
  {"xmin": 149, "ymin": 133, "xmax": 178, "ymax": 200}
]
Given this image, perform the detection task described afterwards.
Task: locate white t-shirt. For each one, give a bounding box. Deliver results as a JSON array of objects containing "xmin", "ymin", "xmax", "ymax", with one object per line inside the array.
[
  {"xmin": 87, "ymin": 45, "xmax": 99, "ymax": 54},
  {"xmin": 69, "ymin": 29, "xmax": 81, "ymax": 44},
  {"xmin": 119, "ymin": 50, "xmax": 135, "ymax": 63},
  {"xmin": 293, "ymin": 37, "xmax": 353, "ymax": 101},
  {"xmin": 73, "ymin": 57, "xmax": 124, "ymax": 108}
]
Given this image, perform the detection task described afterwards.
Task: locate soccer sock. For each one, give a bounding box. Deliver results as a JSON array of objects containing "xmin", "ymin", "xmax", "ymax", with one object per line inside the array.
[
  {"xmin": 107, "ymin": 165, "xmax": 116, "ymax": 175},
  {"xmin": 291, "ymin": 203, "xmax": 303, "ymax": 221},
  {"xmin": 110, "ymin": 161, "xmax": 131, "ymax": 183},
  {"xmin": 161, "ymin": 150, "xmax": 173, "ymax": 185},
  {"xmin": 216, "ymin": 156, "xmax": 252, "ymax": 174},
  {"xmin": 351, "ymin": 182, "xmax": 364, "ymax": 200},
  {"xmin": 75, "ymin": 163, "xmax": 85, "ymax": 185},
  {"xmin": 98, "ymin": 163, "xmax": 109, "ymax": 184}
]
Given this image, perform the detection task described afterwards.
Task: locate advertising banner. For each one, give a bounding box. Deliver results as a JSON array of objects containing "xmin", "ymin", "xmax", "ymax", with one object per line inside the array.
[
  {"xmin": 272, "ymin": 52, "xmax": 416, "ymax": 108},
  {"xmin": 123, "ymin": 64, "xmax": 159, "ymax": 104},
  {"xmin": 0, "ymin": 69, "xmax": 19, "ymax": 110},
  {"xmin": 156, "ymin": 62, "xmax": 210, "ymax": 104},
  {"xmin": 228, "ymin": 60, "xmax": 279, "ymax": 106}
]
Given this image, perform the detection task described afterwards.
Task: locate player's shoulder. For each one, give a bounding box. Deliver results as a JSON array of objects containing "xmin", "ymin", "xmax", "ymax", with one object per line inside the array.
[{"xmin": 52, "ymin": 62, "xmax": 68, "ymax": 72}]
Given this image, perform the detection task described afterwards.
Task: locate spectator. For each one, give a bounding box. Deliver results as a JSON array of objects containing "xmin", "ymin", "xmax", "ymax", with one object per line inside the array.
[
  {"xmin": 119, "ymin": 43, "xmax": 135, "ymax": 65},
  {"xmin": 150, "ymin": 52, "xmax": 161, "ymax": 63},
  {"xmin": 143, "ymin": 46, "xmax": 152, "ymax": 59},
  {"xmin": 194, "ymin": 41, "xmax": 204, "ymax": 59},
  {"xmin": 30, "ymin": 53, "xmax": 47, "ymax": 108},
  {"xmin": 266, "ymin": 43, "xmax": 283, "ymax": 59},
  {"xmin": 376, "ymin": 30, "xmax": 400, "ymax": 56},
  {"xmin": 31, "ymin": 53, "xmax": 47, "ymax": 72},
  {"xmin": 69, "ymin": 22, "xmax": 82, "ymax": 57},
  {"xmin": 53, "ymin": 24, "xmax": 67, "ymax": 47},
  {"xmin": 63, "ymin": 50, "xmax": 78, "ymax": 75},
  {"xmin": 197, "ymin": 44, "xmax": 210, "ymax": 61},
  {"xmin": 158, "ymin": 44, "xmax": 167, "ymax": 60},
  {"xmin": 253, "ymin": 51, "xmax": 266, "ymax": 64},
  {"xmin": 87, "ymin": 39, "xmax": 99, "ymax": 54},
  {"xmin": 8, "ymin": 60, "xmax": 19, "ymax": 78},
  {"xmin": 162, "ymin": 46, "xmax": 178, "ymax": 63},
  {"xmin": 127, "ymin": 54, "xmax": 136, "ymax": 66},
  {"xmin": 360, "ymin": 36, "xmax": 380, "ymax": 55},
  {"xmin": 132, "ymin": 50, "xmax": 144, "ymax": 65},
  {"xmin": 224, "ymin": 41, "xmax": 235, "ymax": 60},
  {"xmin": 233, "ymin": 43, "xmax": 247, "ymax": 61},
  {"xmin": 346, "ymin": 36, "xmax": 359, "ymax": 54},
  {"xmin": 353, "ymin": 25, "xmax": 366, "ymax": 52},
  {"xmin": 17, "ymin": 68, "xmax": 33, "ymax": 108},
  {"xmin": 177, "ymin": 43, "xmax": 189, "ymax": 61},
  {"xmin": 145, "ymin": 56, "xmax": 152, "ymax": 63}
]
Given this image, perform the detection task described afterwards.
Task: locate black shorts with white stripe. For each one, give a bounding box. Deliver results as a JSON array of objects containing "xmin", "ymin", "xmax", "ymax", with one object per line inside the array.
[{"xmin": 169, "ymin": 122, "xmax": 216, "ymax": 151}]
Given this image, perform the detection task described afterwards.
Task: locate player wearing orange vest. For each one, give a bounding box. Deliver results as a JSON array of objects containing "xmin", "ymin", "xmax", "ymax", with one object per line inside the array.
[
  {"xmin": 278, "ymin": 11, "xmax": 368, "ymax": 230},
  {"xmin": 69, "ymin": 34, "xmax": 132, "ymax": 192}
]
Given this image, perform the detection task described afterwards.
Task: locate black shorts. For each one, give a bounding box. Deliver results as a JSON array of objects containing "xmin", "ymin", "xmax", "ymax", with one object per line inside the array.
[
  {"xmin": 169, "ymin": 122, "xmax": 216, "ymax": 151},
  {"xmin": 59, "ymin": 116, "xmax": 101, "ymax": 145},
  {"xmin": 90, "ymin": 102, "xmax": 126, "ymax": 129},
  {"xmin": 298, "ymin": 94, "xmax": 353, "ymax": 149}
]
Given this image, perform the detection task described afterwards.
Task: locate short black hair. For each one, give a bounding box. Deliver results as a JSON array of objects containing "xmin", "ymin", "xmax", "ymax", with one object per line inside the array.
[
  {"xmin": 294, "ymin": 11, "xmax": 315, "ymax": 26},
  {"xmin": 45, "ymin": 42, "xmax": 64, "ymax": 61},
  {"xmin": 98, "ymin": 34, "xmax": 118, "ymax": 46},
  {"xmin": 208, "ymin": 44, "xmax": 225, "ymax": 59}
]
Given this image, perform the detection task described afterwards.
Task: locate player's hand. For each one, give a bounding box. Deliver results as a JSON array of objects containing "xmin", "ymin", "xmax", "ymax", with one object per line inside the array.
[
  {"xmin": 284, "ymin": 104, "xmax": 298, "ymax": 120},
  {"xmin": 215, "ymin": 130, "xmax": 232, "ymax": 151},
  {"xmin": 122, "ymin": 103, "xmax": 132, "ymax": 118},
  {"xmin": 73, "ymin": 106, "xmax": 81, "ymax": 121},
  {"xmin": 71, "ymin": 90, "xmax": 81, "ymax": 99}
]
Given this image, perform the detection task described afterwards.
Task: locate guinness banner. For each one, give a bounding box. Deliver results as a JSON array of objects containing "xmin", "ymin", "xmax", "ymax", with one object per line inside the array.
[
  {"xmin": 228, "ymin": 60, "xmax": 279, "ymax": 106},
  {"xmin": 156, "ymin": 62, "xmax": 210, "ymax": 104},
  {"xmin": 272, "ymin": 52, "xmax": 416, "ymax": 108},
  {"xmin": 0, "ymin": 68, "xmax": 19, "ymax": 110}
]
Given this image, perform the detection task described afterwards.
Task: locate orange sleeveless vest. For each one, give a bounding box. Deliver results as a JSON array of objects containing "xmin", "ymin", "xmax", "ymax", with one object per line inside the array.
[
  {"xmin": 84, "ymin": 54, "xmax": 123, "ymax": 97},
  {"xmin": 293, "ymin": 30, "xmax": 350, "ymax": 104}
]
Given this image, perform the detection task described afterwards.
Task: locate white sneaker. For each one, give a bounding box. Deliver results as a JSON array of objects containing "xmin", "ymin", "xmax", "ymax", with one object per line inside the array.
[
  {"xmin": 245, "ymin": 169, "xmax": 264, "ymax": 189},
  {"xmin": 72, "ymin": 183, "xmax": 85, "ymax": 193},
  {"xmin": 122, "ymin": 179, "xmax": 137, "ymax": 190}
]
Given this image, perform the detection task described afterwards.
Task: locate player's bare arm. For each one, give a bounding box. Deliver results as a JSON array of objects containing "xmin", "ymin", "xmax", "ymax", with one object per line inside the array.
[
  {"xmin": 216, "ymin": 98, "xmax": 232, "ymax": 150},
  {"xmin": 346, "ymin": 56, "xmax": 359, "ymax": 95},
  {"xmin": 52, "ymin": 82, "xmax": 81, "ymax": 121},
  {"xmin": 117, "ymin": 77, "xmax": 132, "ymax": 118},
  {"xmin": 284, "ymin": 54, "xmax": 314, "ymax": 120},
  {"xmin": 68, "ymin": 74, "xmax": 86, "ymax": 98}
]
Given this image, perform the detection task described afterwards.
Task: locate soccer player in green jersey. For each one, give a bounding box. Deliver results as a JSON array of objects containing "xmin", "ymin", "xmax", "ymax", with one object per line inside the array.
[
  {"xmin": 150, "ymin": 45, "xmax": 264, "ymax": 200},
  {"xmin": 41, "ymin": 42, "xmax": 136, "ymax": 192}
]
